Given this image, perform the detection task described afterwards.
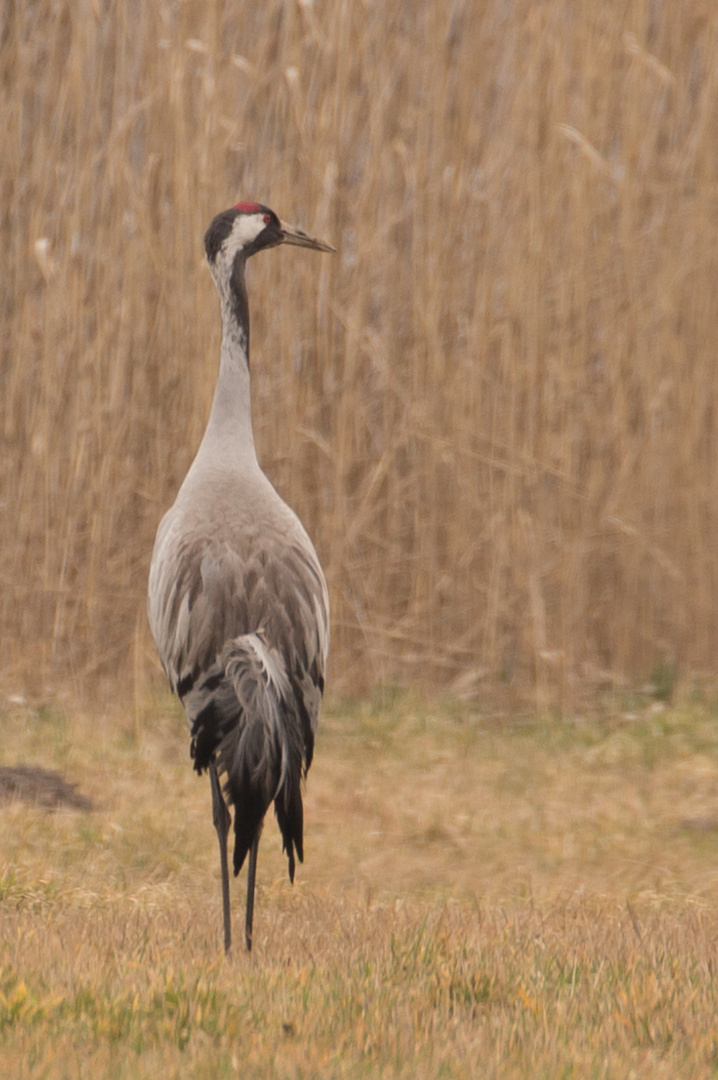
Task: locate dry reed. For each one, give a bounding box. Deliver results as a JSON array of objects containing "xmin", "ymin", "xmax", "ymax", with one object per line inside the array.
[{"xmin": 2, "ymin": 0, "xmax": 718, "ymax": 705}]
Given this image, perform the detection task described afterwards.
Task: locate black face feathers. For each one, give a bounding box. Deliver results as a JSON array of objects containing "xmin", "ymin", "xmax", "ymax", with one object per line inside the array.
[
  {"xmin": 204, "ymin": 208, "xmax": 238, "ymax": 263},
  {"xmin": 204, "ymin": 205, "xmax": 282, "ymax": 265}
]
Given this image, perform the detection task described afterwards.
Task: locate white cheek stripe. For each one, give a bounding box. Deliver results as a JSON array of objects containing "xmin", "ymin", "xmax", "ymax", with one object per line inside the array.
[{"xmin": 230, "ymin": 213, "xmax": 266, "ymax": 250}]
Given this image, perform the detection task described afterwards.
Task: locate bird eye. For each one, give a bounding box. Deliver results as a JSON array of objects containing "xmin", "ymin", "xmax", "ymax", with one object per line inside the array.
[{"xmin": 263, "ymin": 214, "xmax": 271, "ymax": 224}]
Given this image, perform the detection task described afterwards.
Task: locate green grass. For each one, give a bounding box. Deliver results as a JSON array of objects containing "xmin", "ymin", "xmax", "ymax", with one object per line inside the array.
[{"xmin": 2, "ymin": 692, "xmax": 718, "ymax": 1077}]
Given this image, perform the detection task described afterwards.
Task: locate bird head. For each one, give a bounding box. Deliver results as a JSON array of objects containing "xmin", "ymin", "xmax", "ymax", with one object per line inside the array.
[{"xmin": 204, "ymin": 202, "xmax": 334, "ymax": 272}]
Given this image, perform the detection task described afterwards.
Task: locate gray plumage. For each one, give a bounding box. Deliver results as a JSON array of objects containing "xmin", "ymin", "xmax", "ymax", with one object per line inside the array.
[{"xmin": 148, "ymin": 202, "xmax": 332, "ymax": 952}]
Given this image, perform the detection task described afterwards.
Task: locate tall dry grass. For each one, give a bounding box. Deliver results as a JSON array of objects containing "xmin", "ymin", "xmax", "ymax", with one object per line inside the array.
[{"xmin": 2, "ymin": 0, "xmax": 718, "ymax": 704}]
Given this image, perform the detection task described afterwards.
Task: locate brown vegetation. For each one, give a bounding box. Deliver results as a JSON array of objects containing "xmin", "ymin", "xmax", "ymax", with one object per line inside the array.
[
  {"xmin": 2, "ymin": 695, "xmax": 718, "ymax": 1076},
  {"xmin": 2, "ymin": 1, "xmax": 718, "ymax": 704}
]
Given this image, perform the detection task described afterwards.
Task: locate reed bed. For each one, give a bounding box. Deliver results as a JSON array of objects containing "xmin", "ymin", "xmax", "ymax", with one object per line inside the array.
[{"xmin": 2, "ymin": 0, "xmax": 718, "ymax": 704}]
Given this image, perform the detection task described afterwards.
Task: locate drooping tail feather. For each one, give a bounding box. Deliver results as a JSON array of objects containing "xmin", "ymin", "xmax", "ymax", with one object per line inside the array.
[{"xmin": 182, "ymin": 632, "xmax": 306, "ymax": 879}]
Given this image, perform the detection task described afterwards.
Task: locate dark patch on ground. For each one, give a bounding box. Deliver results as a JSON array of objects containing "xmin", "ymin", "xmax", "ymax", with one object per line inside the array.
[
  {"xmin": 0, "ymin": 765, "xmax": 93, "ymax": 811},
  {"xmin": 680, "ymin": 816, "xmax": 718, "ymax": 833}
]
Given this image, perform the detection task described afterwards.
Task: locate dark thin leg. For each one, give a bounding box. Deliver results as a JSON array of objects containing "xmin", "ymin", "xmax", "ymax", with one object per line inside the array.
[
  {"xmin": 245, "ymin": 831, "xmax": 261, "ymax": 952},
  {"xmin": 209, "ymin": 762, "xmax": 232, "ymax": 955}
]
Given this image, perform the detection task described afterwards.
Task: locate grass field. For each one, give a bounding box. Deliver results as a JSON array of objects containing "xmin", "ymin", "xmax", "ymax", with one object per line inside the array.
[{"xmin": 2, "ymin": 690, "xmax": 718, "ymax": 1078}]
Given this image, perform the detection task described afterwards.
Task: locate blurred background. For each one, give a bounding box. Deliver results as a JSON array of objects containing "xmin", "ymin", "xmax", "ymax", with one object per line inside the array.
[{"xmin": 1, "ymin": 0, "xmax": 717, "ymax": 709}]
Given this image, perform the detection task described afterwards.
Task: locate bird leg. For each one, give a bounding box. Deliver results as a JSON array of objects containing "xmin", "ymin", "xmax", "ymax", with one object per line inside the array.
[
  {"xmin": 209, "ymin": 762, "xmax": 232, "ymax": 955},
  {"xmin": 245, "ymin": 829, "xmax": 262, "ymax": 952}
]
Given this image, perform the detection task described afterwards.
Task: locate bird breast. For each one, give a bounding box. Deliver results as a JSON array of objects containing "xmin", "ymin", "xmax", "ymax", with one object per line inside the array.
[{"xmin": 148, "ymin": 472, "xmax": 329, "ymax": 708}]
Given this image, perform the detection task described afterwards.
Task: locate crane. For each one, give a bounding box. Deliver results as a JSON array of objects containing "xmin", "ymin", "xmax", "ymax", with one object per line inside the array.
[{"xmin": 148, "ymin": 202, "xmax": 333, "ymax": 953}]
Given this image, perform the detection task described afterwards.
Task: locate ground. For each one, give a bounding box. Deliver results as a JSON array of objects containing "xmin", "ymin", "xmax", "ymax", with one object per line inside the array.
[{"xmin": 1, "ymin": 689, "xmax": 718, "ymax": 1078}]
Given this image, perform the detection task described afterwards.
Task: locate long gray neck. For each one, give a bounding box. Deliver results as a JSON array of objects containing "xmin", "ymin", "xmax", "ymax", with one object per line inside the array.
[{"xmin": 197, "ymin": 255, "xmax": 258, "ymax": 468}]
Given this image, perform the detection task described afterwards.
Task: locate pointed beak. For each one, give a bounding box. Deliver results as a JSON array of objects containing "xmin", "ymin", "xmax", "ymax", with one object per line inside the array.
[{"xmin": 279, "ymin": 221, "xmax": 335, "ymax": 253}]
